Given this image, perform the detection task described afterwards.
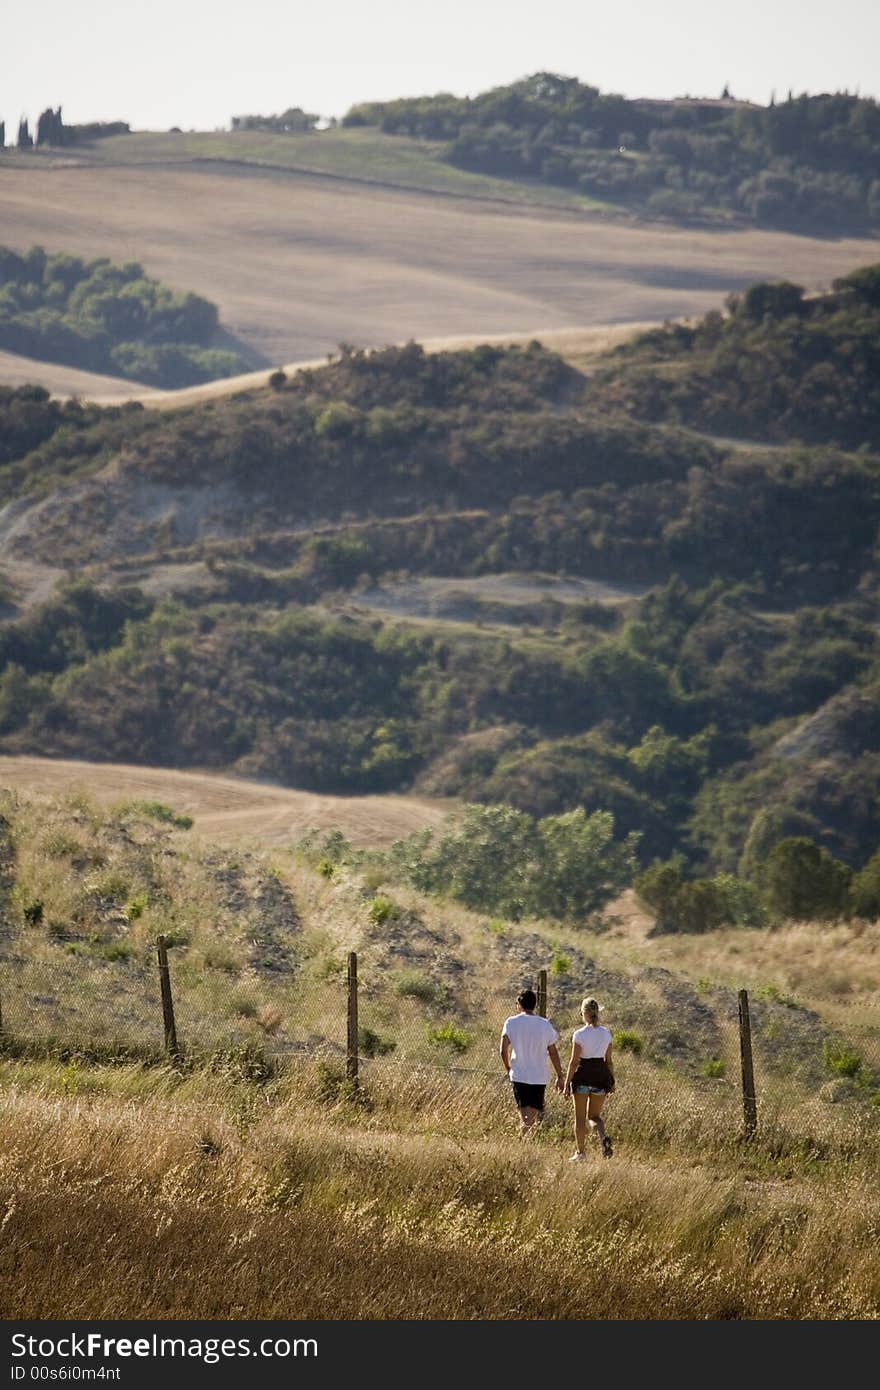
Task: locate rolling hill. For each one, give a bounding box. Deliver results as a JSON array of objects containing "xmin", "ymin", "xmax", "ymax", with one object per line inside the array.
[
  {"xmin": 1, "ymin": 266, "xmax": 879, "ymax": 890},
  {"xmin": 0, "ymin": 136, "xmax": 876, "ymax": 401}
]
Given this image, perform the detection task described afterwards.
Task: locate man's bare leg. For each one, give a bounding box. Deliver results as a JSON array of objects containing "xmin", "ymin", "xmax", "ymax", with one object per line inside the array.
[{"xmin": 519, "ymin": 1105, "xmax": 540, "ymax": 1137}]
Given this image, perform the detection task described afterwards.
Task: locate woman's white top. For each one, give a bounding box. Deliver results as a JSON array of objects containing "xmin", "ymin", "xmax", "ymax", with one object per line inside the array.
[{"xmin": 572, "ymin": 1023, "xmax": 612, "ymax": 1058}]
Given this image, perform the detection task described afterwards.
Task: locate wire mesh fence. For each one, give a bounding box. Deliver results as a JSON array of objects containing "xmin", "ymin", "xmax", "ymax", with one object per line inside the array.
[{"xmin": 2, "ymin": 933, "xmax": 879, "ymax": 1150}]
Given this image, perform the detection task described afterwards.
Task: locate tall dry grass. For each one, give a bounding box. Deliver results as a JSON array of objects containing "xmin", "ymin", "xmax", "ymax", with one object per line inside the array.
[{"xmin": 1, "ymin": 1058, "xmax": 878, "ymax": 1320}]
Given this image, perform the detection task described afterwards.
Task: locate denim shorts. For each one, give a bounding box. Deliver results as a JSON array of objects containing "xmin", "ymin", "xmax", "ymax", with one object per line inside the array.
[{"xmin": 573, "ymin": 1083, "xmax": 607, "ymax": 1094}]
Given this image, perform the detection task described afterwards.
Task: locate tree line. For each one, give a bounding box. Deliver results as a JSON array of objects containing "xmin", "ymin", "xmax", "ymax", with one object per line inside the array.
[
  {"xmin": 0, "ymin": 245, "xmax": 248, "ymax": 388},
  {"xmin": 0, "ymin": 107, "xmax": 129, "ymax": 149},
  {"xmin": 342, "ymin": 72, "xmax": 880, "ymax": 233}
]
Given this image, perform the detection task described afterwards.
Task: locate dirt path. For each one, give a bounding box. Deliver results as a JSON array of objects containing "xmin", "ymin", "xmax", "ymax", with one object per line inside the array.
[{"xmin": 0, "ymin": 755, "xmax": 455, "ymax": 849}]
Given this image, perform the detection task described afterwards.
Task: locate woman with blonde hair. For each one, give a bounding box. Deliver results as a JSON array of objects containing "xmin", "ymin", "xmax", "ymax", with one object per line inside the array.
[{"xmin": 564, "ymin": 997, "xmax": 615, "ymax": 1161}]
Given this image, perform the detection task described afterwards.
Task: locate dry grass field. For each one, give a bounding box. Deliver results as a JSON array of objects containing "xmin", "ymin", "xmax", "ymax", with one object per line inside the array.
[
  {"xmin": 2, "ymin": 1065, "xmax": 879, "ymax": 1319},
  {"xmin": 1, "ymin": 145, "xmax": 877, "ymax": 400},
  {"xmin": 0, "ymin": 755, "xmax": 454, "ymax": 849},
  {"xmin": 0, "ymin": 769, "xmax": 878, "ymax": 1318}
]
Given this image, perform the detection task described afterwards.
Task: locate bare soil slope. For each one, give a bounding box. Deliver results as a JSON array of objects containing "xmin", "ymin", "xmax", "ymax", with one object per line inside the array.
[
  {"xmin": 0, "ymin": 755, "xmax": 455, "ymax": 848},
  {"xmin": 1, "ymin": 160, "xmax": 875, "ymax": 392}
]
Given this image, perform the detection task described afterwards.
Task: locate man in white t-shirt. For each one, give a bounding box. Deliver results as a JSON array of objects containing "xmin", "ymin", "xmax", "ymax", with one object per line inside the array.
[{"xmin": 500, "ymin": 988, "xmax": 565, "ymax": 1135}]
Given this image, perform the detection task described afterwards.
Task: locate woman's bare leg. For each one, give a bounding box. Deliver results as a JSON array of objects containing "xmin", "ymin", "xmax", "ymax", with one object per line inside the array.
[
  {"xmin": 587, "ymin": 1093, "xmax": 606, "ymax": 1143},
  {"xmin": 573, "ymin": 1091, "xmax": 589, "ymax": 1152}
]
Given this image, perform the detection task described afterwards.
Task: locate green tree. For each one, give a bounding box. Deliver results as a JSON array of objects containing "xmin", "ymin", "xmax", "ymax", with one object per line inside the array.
[
  {"xmin": 850, "ymin": 849, "xmax": 880, "ymax": 920},
  {"xmin": 531, "ymin": 808, "xmax": 639, "ymax": 920},
  {"xmin": 763, "ymin": 837, "xmax": 851, "ymax": 921}
]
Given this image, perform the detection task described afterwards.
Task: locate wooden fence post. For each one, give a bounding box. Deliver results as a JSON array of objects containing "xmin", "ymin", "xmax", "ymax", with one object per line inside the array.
[
  {"xmin": 738, "ymin": 988, "xmax": 757, "ymax": 1137},
  {"xmin": 537, "ymin": 968, "xmax": 547, "ymax": 1019},
  {"xmin": 347, "ymin": 950, "xmax": 358, "ymax": 1085},
  {"xmin": 156, "ymin": 934, "xmax": 180, "ymax": 1063}
]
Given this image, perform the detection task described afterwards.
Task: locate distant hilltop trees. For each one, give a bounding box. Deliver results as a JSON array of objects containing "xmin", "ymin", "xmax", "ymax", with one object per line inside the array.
[
  {"xmin": 231, "ymin": 107, "xmax": 321, "ymax": 133},
  {"xmin": 342, "ymin": 71, "xmax": 880, "ymax": 234},
  {"xmin": 0, "ymin": 107, "xmax": 129, "ymax": 149}
]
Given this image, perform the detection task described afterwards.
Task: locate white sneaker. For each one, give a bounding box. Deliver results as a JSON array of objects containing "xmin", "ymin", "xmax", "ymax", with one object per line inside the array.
[{"xmin": 569, "ymin": 1151, "xmax": 587, "ymax": 1162}]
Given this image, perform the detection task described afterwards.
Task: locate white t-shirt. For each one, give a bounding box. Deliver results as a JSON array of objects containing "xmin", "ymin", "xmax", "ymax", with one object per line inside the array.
[
  {"xmin": 572, "ymin": 1023, "xmax": 612, "ymax": 1059},
  {"xmin": 502, "ymin": 1013, "xmax": 559, "ymax": 1084}
]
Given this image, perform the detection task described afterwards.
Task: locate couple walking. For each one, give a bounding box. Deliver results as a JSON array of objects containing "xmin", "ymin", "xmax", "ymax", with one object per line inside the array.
[{"xmin": 500, "ymin": 988, "xmax": 615, "ymax": 1161}]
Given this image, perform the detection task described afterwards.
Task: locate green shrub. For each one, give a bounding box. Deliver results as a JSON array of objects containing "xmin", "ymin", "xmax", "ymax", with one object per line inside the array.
[
  {"xmin": 42, "ymin": 830, "xmax": 85, "ymax": 858},
  {"xmin": 315, "ymin": 1061, "xmax": 371, "ymax": 1108},
  {"xmin": 358, "ymin": 1026, "xmax": 397, "ymax": 1058},
  {"xmin": 204, "ymin": 945, "xmax": 238, "ymax": 973},
  {"xmin": 636, "ymin": 860, "xmax": 734, "ymax": 933},
  {"xmin": 161, "ymin": 928, "xmax": 190, "ymax": 949},
  {"xmin": 850, "ymin": 848, "xmax": 880, "ymax": 920},
  {"xmin": 394, "ymin": 970, "xmax": 444, "ymax": 1005},
  {"xmin": 615, "ymin": 1029, "xmax": 644, "ymax": 1055},
  {"xmin": 755, "ymin": 983, "xmax": 797, "ymax": 1007},
  {"xmin": 701, "ymin": 1058, "xmax": 725, "ymax": 1078},
  {"xmin": 232, "ymin": 996, "xmax": 258, "ymax": 1019},
  {"xmin": 550, "ymin": 954, "xmax": 571, "ymax": 976},
  {"xmin": 314, "ymin": 401, "xmax": 363, "ymax": 438},
  {"xmin": 97, "ymin": 941, "xmax": 132, "ymax": 962},
  {"xmin": 764, "ymin": 838, "xmax": 851, "ymax": 921},
  {"xmin": 207, "ymin": 1042, "xmax": 275, "ymax": 1084},
  {"xmin": 368, "ymin": 895, "xmax": 397, "ymax": 925},
  {"xmin": 428, "ymin": 1024, "xmax": 473, "ymax": 1053},
  {"xmin": 130, "ymin": 800, "xmax": 193, "ymax": 830},
  {"xmin": 823, "ymin": 1038, "xmax": 863, "ymax": 1080}
]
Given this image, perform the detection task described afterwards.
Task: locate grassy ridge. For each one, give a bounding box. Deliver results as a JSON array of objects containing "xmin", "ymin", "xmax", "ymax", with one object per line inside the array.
[{"xmin": 58, "ymin": 128, "xmax": 611, "ymax": 212}]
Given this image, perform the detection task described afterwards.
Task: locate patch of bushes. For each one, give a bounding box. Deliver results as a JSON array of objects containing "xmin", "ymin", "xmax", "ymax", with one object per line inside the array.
[
  {"xmin": 428, "ymin": 1024, "xmax": 473, "ymax": 1053},
  {"xmin": 823, "ymin": 1039, "xmax": 863, "ymax": 1081},
  {"xmin": 393, "ymin": 970, "xmax": 446, "ymax": 1006},
  {"xmin": 205, "ymin": 1042, "xmax": 276, "ymax": 1084},
  {"xmin": 358, "ymin": 1026, "xmax": 397, "ymax": 1058},
  {"xmin": 367, "ymin": 895, "xmax": 398, "ymax": 925},
  {"xmin": 129, "ymin": 801, "xmax": 194, "ymax": 830},
  {"xmin": 0, "ymin": 244, "xmax": 249, "ymax": 388}
]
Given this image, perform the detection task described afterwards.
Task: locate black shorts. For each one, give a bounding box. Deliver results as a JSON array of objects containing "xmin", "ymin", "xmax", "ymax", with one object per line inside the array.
[{"xmin": 511, "ymin": 1081, "xmax": 546, "ymax": 1111}]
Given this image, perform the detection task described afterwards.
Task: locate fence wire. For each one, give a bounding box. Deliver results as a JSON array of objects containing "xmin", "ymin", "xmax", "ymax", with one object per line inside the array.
[{"xmin": 2, "ymin": 934, "xmax": 878, "ymax": 1148}]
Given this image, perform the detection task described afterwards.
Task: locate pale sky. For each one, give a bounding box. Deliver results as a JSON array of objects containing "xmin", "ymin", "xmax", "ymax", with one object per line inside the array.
[{"xmin": 3, "ymin": 0, "xmax": 879, "ymax": 135}]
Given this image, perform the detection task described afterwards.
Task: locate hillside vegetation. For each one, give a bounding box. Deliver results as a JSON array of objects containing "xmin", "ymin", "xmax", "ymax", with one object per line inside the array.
[
  {"xmin": 1, "ymin": 271, "xmax": 880, "ymax": 905},
  {"xmin": 344, "ymin": 72, "xmax": 880, "ymax": 234},
  {"xmin": 593, "ymin": 263, "xmax": 880, "ymax": 447},
  {"xmin": 0, "ymin": 244, "xmax": 250, "ymax": 388}
]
